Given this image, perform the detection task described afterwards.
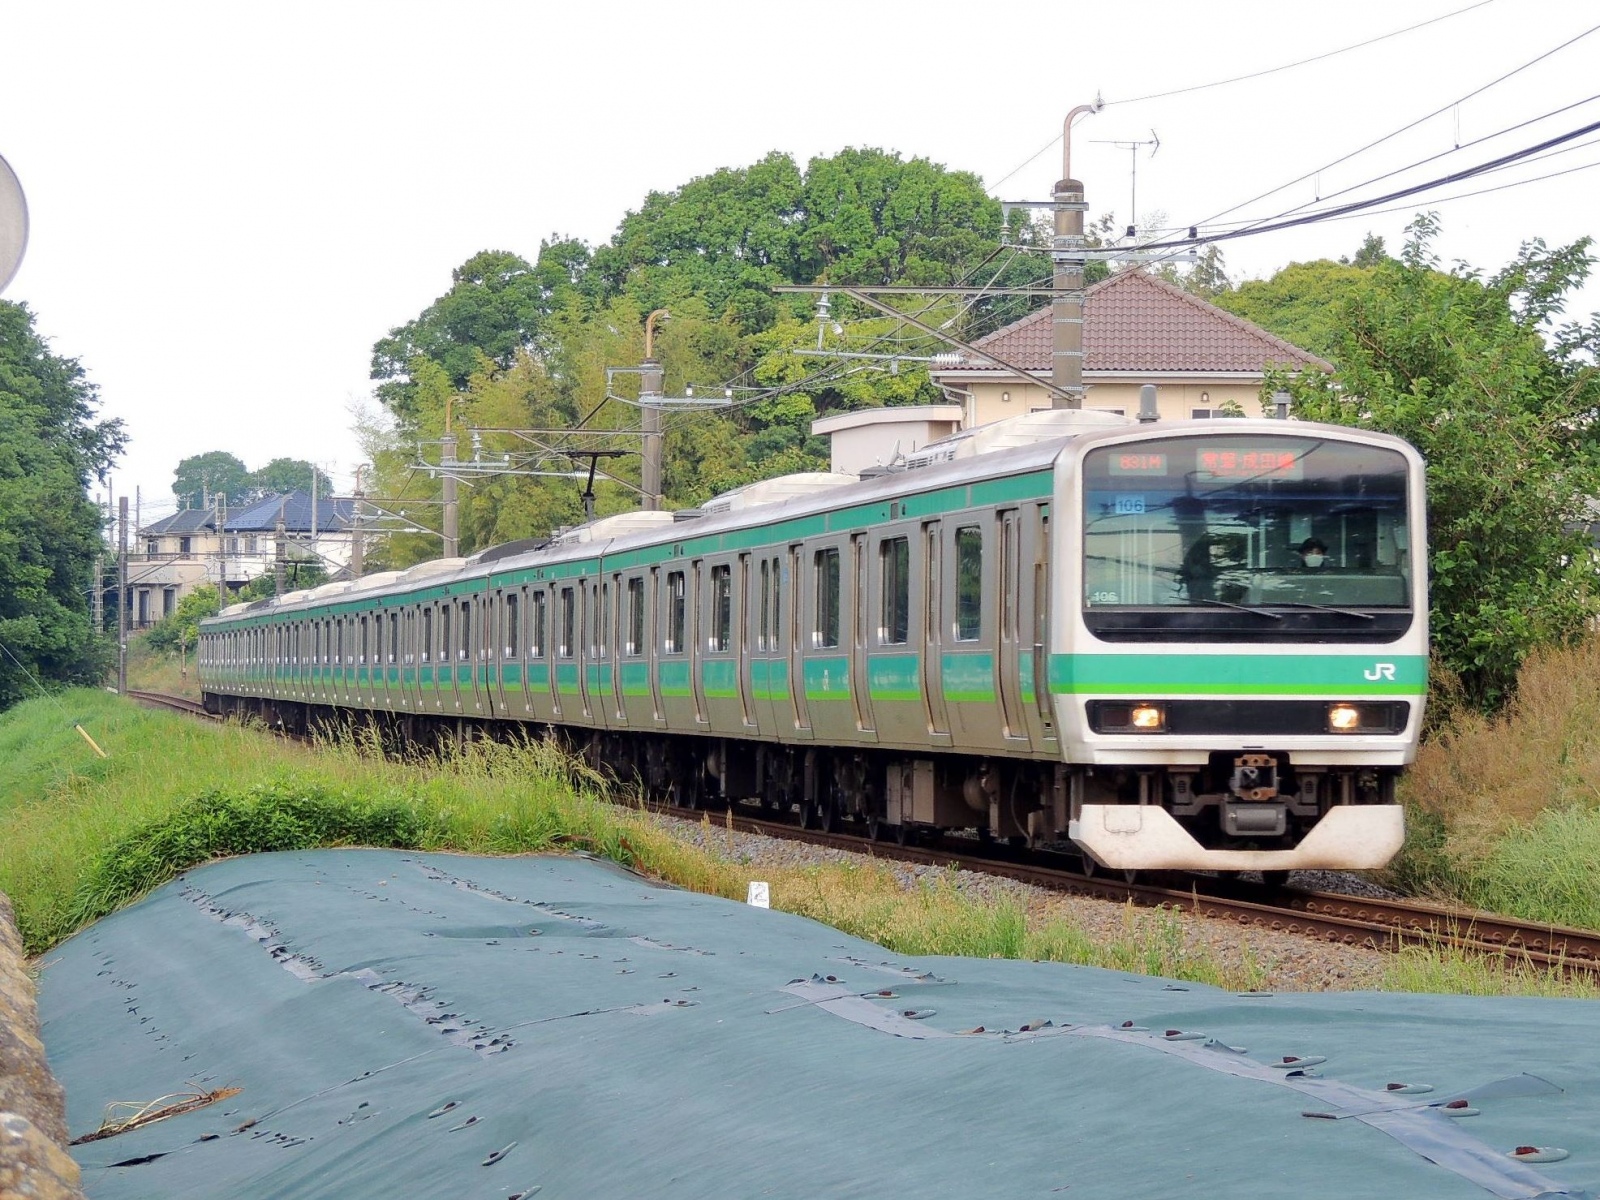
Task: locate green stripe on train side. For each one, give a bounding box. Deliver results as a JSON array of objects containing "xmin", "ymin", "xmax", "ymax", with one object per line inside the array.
[
  {"xmin": 619, "ymin": 662, "xmax": 651, "ymax": 698},
  {"xmin": 867, "ymin": 653, "xmax": 920, "ymax": 702},
  {"xmin": 750, "ymin": 658, "xmax": 790, "ymax": 702},
  {"xmin": 555, "ymin": 663, "xmax": 581, "ymax": 696},
  {"xmin": 803, "ymin": 656, "xmax": 851, "ymax": 701},
  {"xmin": 1048, "ymin": 653, "xmax": 1427, "ymax": 696},
  {"xmin": 941, "ymin": 650, "xmax": 995, "ymax": 703},
  {"xmin": 702, "ymin": 659, "xmax": 738, "ymax": 700},
  {"xmin": 658, "ymin": 659, "xmax": 691, "ymax": 698}
]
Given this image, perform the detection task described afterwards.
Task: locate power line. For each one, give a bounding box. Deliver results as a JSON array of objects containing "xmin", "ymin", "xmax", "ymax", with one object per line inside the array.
[
  {"xmin": 1109, "ymin": 0, "xmax": 1500, "ymax": 106},
  {"xmin": 987, "ymin": 0, "xmax": 1501, "ymax": 191}
]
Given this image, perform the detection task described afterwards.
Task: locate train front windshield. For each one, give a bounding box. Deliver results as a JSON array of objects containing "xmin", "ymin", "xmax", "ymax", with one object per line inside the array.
[{"xmin": 1081, "ymin": 434, "xmax": 1413, "ymax": 638}]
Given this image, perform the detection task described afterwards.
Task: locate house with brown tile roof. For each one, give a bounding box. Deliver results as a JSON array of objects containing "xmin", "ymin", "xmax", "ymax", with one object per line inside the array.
[{"xmin": 928, "ymin": 268, "xmax": 1331, "ymax": 427}]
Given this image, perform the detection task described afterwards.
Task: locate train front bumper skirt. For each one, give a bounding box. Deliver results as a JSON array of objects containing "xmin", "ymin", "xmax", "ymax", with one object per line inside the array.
[{"xmin": 1068, "ymin": 803, "xmax": 1404, "ymax": 872}]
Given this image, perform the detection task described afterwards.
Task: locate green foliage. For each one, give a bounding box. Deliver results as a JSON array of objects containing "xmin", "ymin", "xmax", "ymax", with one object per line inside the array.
[
  {"xmin": 0, "ymin": 300, "xmax": 123, "ymax": 710},
  {"xmin": 248, "ymin": 457, "xmax": 335, "ymax": 498},
  {"xmin": 1277, "ymin": 216, "xmax": 1600, "ymax": 708},
  {"xmin": 1215, "ymin": 257, "xmax": 1374, "ymax": 361},
  {"xmin": 143, "ymin": 584, "xmax": 220, "ymax": 652},
  {"xmin": 69, "ymin": 783, "xmax": 434, "ymax": 931},
  {"xmin": 172, "ymin": 450, "xmax": 250, "ymax": 507}
]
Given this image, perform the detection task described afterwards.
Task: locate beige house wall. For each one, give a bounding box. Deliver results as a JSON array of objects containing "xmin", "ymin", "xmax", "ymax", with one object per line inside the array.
[{"xmin": 956, "ymin": 378, "xmax": 1269, "ymax": 427}]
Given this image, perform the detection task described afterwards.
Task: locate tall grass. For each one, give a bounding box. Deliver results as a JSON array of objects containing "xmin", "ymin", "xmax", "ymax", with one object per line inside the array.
[{"xmin": 1394, "ymin": 637, "xmax": 1600, "ymax": 930}]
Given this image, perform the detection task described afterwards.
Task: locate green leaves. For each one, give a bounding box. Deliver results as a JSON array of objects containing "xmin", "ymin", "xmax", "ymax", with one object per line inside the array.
[{"xmin": 1271, "ymin": 220, "xmax": 1600, "ymax": 709}]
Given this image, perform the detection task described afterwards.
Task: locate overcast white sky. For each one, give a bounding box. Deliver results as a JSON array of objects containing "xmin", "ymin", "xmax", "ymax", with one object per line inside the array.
[{"xmin": 3, "ymin": 0, "xmax": 1598, "ymax": 523}]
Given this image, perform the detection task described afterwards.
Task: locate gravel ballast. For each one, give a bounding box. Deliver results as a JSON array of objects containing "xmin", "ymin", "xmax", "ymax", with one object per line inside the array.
[{"xmin": 649, "ymin": 813, "xmax": 1390, "ymax": 993}]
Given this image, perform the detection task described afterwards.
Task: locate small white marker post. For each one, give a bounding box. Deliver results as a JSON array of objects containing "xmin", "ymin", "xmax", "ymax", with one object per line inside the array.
[{"xmin": 746, "ymin": 881, "xmax": 770, "ymax": 909}]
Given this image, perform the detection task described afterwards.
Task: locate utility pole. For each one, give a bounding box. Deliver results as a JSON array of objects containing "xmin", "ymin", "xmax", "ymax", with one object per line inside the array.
[
  {"xmin": 1053, "ymin": 102, "xmax": 1100, "ymax": 409},
  {"xmin": 116, "ymin": 496, "xmax": 128, "ymax": 694},
  {"xmin": 350, "ymin": 464, "xmax": 365, "ymax": 578},
  {"xmin": 440, "ymin": 395, "xmax": 460, "ymax": 557},
  {"xmin": 640, "ymin": 308, "xmax": 668, "ymax": 511},
  {"xmin": 274, "ymin": 508, "xmax": 287, "ymax": 596},
  {"xmin": 92, "ymin": 553, "xmax": 104, "ymax": 631}
]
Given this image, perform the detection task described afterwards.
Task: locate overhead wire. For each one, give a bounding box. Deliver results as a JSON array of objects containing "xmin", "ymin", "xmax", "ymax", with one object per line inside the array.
[{"xmin": 987, "ymin": 0, "xmax": 1500, "ymax": 191}]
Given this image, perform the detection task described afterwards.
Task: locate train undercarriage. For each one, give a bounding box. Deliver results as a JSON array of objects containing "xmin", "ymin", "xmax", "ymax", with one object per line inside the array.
[{"xmin": 208, "ymin": 692, "xmax": 1403, "ymax": 873}]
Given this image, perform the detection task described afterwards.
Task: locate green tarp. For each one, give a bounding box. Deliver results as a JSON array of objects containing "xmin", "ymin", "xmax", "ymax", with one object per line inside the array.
[{"xmin": 38, "ymin": 851, "xmax": 1596, "ymax": 1198}]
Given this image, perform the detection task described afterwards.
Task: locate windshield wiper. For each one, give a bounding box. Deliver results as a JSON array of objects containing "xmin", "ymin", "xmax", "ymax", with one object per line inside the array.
[
  {"xmin": 1193, "ymin": 599, "xmax": 1283, "ymax": 621},
  {"xmin": 1272, "ymin": 601, "xmax": 1376, "ymax": 621}
]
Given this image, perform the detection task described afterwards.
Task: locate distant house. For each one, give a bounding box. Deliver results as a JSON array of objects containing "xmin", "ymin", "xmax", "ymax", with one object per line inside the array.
[
  {"xmin": 127, "ymin": 490, "xmax": 354, "ymax": 627},
  {"xmin": 928, "ymin": 268, "xmax": 1330, "ymax": 424}
]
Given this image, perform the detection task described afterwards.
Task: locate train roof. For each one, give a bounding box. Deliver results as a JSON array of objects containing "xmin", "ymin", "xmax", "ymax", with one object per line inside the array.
[{"xmin": 201, "ymin": 415, "xmax": 1418, "ymax": 625}]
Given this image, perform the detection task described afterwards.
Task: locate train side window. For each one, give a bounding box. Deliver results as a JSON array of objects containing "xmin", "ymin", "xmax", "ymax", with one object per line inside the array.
[
  {"xmin": 559, "ymin": 587, "xmax": 575, "ymax": 658},
  {"xmin": 770, "ymin": 556, "xmax": 782, "ymax": 648},
  {"xmin": 626, "ymin": 577, "xmax": 645, "ymax": 656},
  {"xmin": 441, "ymin": 604, "xmax": 452, "ymax": 662},
  {"xmin": 459, "ymin": 600, "xmax": 472, "ymax": 661},
  {"xmin": 530, "ymin": 590, "xmax": 547, "ymax": 658},
  {"xmin": 709, "ymin": 564, "xmax": 731, "ymax": 652},
  {"xmin": 956, "ymin": 525, "xmax": 982, "ymax": 641},
  {"xmin": 389, "ymin": 612, "xmax": 399, "ymax": 664},
  {"xmin": 665, "ymin": 571, "xmax": 686, "ymax": 653},
  {"xmin": 815, "ymin": 547, "xmax": 840, "ymax": 649},
  {"xmin": 422, "ymin": 608, "xmax": 432, "ymax": 662},
  {"xmin": 881, "ymin": 536, "xmax": 909, "ymax": 645},
  {"xmin": 758, "ymin": 560, "xmax": 771, "ymax": 651},
  {"xmin": 505, "ymin": 592, "xmax": 520, "ymax": 658}
]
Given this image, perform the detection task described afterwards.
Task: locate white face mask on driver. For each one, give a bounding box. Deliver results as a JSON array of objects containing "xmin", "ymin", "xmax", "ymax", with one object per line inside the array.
[{"xmin": 1303, "ymin": 553, "xmax": 1325, "ymax": 568}]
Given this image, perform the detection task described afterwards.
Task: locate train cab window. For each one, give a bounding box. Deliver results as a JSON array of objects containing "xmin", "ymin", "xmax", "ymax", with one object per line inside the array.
[
  {"xmin": 625, "ymin": 578, "xmax": 645, "ymax": 656},
  {"xmin": 815, "ymin": 548, "xmax": 840, "ymax": 649},
  {"xmin": 881, "ymin": 537, "xmax": 909, "ymax": 645},
  {"xmin": 505, "ymin": 593, "xmax": 520, "ymax": 658},
  {"xmin": 709, "ymin": 565, "xmax": 732, "ymax": 652},
  {"xmin": 422, "ymin": 609, "xmax": 432, "ymax": 662},
  {"xmin": 559, "ymin": 587, "xmax": 575, "ymax": 658},
  {"xmin": 665, "ymin": 571, "xmax": 686, "ymax": 653},
  {"xmin": 530, "ymin": 591, "xmax": 547, "ymax": 658},
  {"xmin": 955, "ymin": 526, "xmax": 982, "ymax": 641}
]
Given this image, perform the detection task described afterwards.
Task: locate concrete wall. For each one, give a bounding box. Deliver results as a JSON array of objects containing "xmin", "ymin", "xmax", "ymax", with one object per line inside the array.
[
  {"xmin": 0, "ymin": 892, "xmax": 84, "ymax": 1200},
  {"xmin": 946, "ymin": 378, "xmax": 1270, "ymax": 427}
]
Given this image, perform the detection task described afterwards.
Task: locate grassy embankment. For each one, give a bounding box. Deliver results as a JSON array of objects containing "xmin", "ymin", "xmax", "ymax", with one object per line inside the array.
[
  {"xmin": 2, "ymin": 689, "xmax": 1265, "ymax": 989},
  {"xmin": 1392, "ymin": 637, "xmax": 1600, "ymax": 934}
]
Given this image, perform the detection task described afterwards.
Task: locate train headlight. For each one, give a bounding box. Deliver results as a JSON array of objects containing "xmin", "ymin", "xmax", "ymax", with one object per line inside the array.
[
  {"xmin": 1130, "ymin": 703, "xmax": 1166, "ymax": 731},
  {"xmin": 1328, "ymin": 703, "xmax": 1363, "ymax": 732}
]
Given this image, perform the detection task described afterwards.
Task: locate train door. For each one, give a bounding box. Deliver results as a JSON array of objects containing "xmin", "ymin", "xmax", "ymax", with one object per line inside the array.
[
  {"xmin": 736, "ymin": 553, "xmax": 756, "ymax": 730},
  {"xmin": 751, "ymin": 554, "xmax": 783, "ymax": 731},
  {"xmin": 921, "ymin": 521, "xmax": 951, "ymax": 743},
  {"xmin": 578, "ymin": 579, "xmax": 597, "ymax": 722},
  {"xmin": 1028, "ymin": 504, "xmax": 1057, "ymax": 747},
  {"xmin": 647, "ymin": 567, "xmax": 666, "ymax": 725},
  {"xmin": 786, "ymin": 545, "xmax": 811, "ymax": 737},
  {"xmin": 689, "ymin": 561, "xmax": 708, "ymax": 726},
  {"xmin": 996, "ymin": 508, "xmax": 1028, "ymax": 743},
  {"xmin": 848, "ymin": 533, "xmax": 875, "ymax": 738},
  {"xmin": 554, "ymin": 584, "xmax": 577, "ymax": 720},
  {"xmin": 613, "ymin": 573, "xmax": 636, "ymax": 725}
]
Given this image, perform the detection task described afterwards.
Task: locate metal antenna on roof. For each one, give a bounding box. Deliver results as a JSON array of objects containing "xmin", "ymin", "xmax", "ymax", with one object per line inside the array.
[{"xmin": 1090, "ymin": 131, "xmax": 1159, "ymax": 239}]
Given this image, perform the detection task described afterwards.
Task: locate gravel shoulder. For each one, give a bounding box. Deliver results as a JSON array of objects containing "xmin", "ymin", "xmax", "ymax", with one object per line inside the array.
[{"xmin": 649, "ymin": 813, "xmax": 1389, "ymax": 993}]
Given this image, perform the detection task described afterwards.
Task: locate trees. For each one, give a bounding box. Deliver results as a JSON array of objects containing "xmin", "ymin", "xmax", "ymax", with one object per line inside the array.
[
  {"xmin": 172, "ymin": 450, "xmax": 250, "ymax": 508},
  {"xmin": 248, "ymin": 458, "xmax": 334, "ymax": 498},
  {"xmin": 0, "ymin": 300, "xmax": 123, "ymax": 709},
  {"xmin": 1274, "ymin": 218, "xmax": 1600, "ymax": 709}
]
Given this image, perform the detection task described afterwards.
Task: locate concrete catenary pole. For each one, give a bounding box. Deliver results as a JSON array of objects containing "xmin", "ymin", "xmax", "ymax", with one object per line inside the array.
[
  {"xmin": 1052, "ymin": 102, "xmax": 1100, "ymax": 410},
  {"xmin": 442, "ymin": 397, "xmax": 459, "ymax": 557},
  {"xmin": 274, "ymin": 508, "xmax": 287, "ymax": 597},
  {"xmin": 639, "ymin": 308, "xmax": 669, "ymax": 511},
  {"xmin": 350, "ymin": 464, "xmax": 365, "ymax": 578},
  {"xmin": 116, "ymin": 496, "xmax": 128, "ymax": 694}
]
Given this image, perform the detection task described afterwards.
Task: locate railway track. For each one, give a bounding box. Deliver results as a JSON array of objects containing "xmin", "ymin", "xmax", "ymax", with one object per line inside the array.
[
  {"xmin": 653, "ymin": 802, "xmax": 1600, "ymax": 974},
  {"xmin": 126, "ymin": 688, "xmax": 1600, "ymax": 974}
]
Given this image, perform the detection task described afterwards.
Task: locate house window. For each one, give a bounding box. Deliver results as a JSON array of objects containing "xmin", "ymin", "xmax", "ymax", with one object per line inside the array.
[
  {"xmin": 625, "ymin": 578, "xmax": 645, "ymax": 656},
  {"xmin": 709, "ymin": 565, "xmax": 731, "ymax": 652},
  {"xmin": 815, "ymin": 548, "xmax": 840, "ymax": 649},
  {"xmin": 225, "ymin": 536, "xmax": 238, "ymax": 554},
  {"xmin": 179, "ymin": 536, "xmax": 192, "ymax": 554},
  {"xmin": 956, "ymin": 526, "xmax": 982, "ymax": 640},
  {"xmin": 1191, "ymin": 408, "xmax": 1215, "ymax": 420},
  {"xmin": 881, "ymin": 537, "xmax": 909, "ymax": 645},
  {"xmin": 665, "ymin": 572, "xmax": 686, "ymax": 653},
  {"xmin": 145, "ymin": 538, "xmax": 159, "ymax": 555},
  {"xmin": 244, "ymin": 536, "xmax": 258, "ymax": 554}
]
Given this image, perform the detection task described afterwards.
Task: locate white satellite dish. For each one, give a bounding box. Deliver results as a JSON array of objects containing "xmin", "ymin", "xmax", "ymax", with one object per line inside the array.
[{"xmin": 0, "ymin": 153, "xmax": 28, "ymax": 295}]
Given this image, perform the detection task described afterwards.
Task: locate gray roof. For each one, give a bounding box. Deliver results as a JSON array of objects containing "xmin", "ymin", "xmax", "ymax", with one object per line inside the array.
[{"xmin": 141, "ymin": 490, "xmax": 352, "ymax": 537}]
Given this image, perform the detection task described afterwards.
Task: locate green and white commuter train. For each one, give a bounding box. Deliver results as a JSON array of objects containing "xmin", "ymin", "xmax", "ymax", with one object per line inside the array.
[{"xmin": 199, "ymin": 409, "xmax": 1427, "ymax": 875}]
